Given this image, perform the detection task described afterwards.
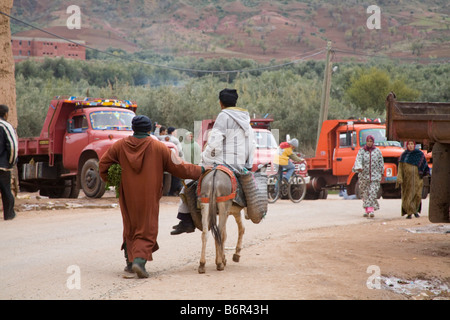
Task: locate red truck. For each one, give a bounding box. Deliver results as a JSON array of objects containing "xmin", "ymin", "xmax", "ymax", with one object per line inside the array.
[
  {"xmin": 18, "ymin": 96, "xmax": 177, "ymax": 198},
  {"xmin": 305, "ymin": 118, "xmax": 406, "ymax": 199}
]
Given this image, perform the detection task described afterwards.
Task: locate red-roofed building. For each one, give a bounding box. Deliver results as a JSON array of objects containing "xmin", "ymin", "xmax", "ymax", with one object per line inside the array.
[{"xmin": 12, "ymin": 36, "xmax": 86, "ymax": 62}]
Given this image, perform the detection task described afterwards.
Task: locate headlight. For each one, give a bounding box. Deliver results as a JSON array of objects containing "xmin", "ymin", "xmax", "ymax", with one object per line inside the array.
[
  {"xmin": 386, "ymin": 168, "xmax": 393, "ymax": 177},
  {"xmin": 299, "ymin": 163, "xmax": 307, "ymax": 171}
]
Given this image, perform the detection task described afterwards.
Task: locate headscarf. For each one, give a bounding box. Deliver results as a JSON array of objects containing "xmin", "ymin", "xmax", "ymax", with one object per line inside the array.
[
  {"xmin": 363, "ymin": 135, "xmax": 376, "ymax": 152},
  {"xmin": 399, "ymin": 140, "xmax": 430, "ymax": 177}
]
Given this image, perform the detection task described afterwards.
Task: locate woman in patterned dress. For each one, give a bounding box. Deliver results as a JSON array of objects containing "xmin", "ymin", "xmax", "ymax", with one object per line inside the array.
[
  {"xmin": 352, "ymin": 135, "xmax": 384, "ymax": 218},
  {"xmin": 396, "ymin": 141, "xmax": 430, "ymax": 219}
]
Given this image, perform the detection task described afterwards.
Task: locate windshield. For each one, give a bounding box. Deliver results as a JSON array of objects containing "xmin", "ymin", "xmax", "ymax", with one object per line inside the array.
[
  {"xmin": 255, "ymin": 130, "xmax": 278, "ymax": 149},
  {"xmin": 90, "ymin": 111, "xmax": 134, "ymax": 130},
  {"xmin": 360, "ymin": 128, "xmax": 401, "ymax": 147}
]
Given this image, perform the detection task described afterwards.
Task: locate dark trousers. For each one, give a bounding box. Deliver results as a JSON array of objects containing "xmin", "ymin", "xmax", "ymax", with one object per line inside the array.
[{"xmin": 0, "ymin": 170, "xmax": 15, "ymax": 220}]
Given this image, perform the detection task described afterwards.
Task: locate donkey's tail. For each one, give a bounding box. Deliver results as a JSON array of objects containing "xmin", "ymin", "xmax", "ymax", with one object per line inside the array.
[{"xmin": 208, "ymin": 169, "xmax": 222, "ymax": 249}]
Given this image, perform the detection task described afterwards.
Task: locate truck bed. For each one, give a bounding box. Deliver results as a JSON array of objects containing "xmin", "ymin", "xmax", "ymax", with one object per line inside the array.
[
  {"xmin": 386, "ymin": 94, "xmax": 450, "ymax": 144},
  {"xmin": 18, "ymin": 138, "xmax": 50, "ymax": 156}
]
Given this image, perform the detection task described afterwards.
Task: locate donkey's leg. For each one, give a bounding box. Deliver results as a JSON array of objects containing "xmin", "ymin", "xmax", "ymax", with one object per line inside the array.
[
  {"xmin": 198, "ymin": 203, "xmax": 209, "ymax": 274},
  {"xmin": 215, "ymin": 201, "xmax": 231, "ymax": 271},
  {"xmin": 232, "ymin": 208, "xmax": 245, "ymax": 263}
]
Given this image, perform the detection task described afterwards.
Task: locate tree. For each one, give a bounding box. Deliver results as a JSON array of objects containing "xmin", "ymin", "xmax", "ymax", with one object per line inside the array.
[{"xmin": 345, "ymin": 67, "xmax": 420, "ymax": 113}]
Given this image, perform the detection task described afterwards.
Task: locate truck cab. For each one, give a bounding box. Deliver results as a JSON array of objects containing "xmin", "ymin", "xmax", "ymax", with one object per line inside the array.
[{"xmin": 306, "ymin": 119, "xmax": 405, "ymax": 199}]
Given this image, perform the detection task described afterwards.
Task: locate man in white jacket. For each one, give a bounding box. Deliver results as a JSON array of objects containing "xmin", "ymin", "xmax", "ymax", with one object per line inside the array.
[
  {"xmin": 202, "ymin": 89, "xmax": 255, "ymax": 172},
  {"xmin": 171, "ymin": 88, "xmax": 256, "ymax": 235}
]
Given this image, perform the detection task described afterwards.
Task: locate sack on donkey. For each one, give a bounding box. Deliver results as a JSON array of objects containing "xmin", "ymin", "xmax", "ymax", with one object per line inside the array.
[{"xmin": 239, "ymin": 170, "xmax": 268, "ymax": 224}]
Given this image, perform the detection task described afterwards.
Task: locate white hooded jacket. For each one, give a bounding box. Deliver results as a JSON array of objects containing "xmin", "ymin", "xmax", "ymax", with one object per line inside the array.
[{"xmin": 201, "ymin": 107, "xmax": 255, "ymax": 172}]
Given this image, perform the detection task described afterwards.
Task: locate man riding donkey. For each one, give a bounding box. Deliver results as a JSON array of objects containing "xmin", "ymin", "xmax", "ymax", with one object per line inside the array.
[{"xmin": 171, "ymin": 88, "xmax": 257, "ymax": 235}]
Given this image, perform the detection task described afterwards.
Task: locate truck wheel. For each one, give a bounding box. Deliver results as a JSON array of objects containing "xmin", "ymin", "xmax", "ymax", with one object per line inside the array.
[
  {"xmin": 80, "ymin": 159, "xmax": 106, "ymax": 198},
  {"xmin": 62, "ymin": 177, "xmax": 80, "ymax": 199}
]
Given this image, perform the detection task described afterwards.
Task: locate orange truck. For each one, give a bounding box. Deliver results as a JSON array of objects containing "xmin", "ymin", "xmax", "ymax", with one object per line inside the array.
[{"xmin": 305, "ymin": 118, "xmax": 406, "ymax": 199}]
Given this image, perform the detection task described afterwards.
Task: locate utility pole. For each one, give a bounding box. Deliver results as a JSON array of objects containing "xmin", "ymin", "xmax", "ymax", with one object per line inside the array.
[{"xmin": 316, "ymin": 41, "xmax": 332, "ymax": 151}]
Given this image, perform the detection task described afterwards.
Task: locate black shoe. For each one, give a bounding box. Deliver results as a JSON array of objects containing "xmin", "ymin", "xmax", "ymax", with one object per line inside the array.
[
  {"xmin": 4, "ymin": 212, "xmax": 16, "ymax": 220},
  {"xmin": 124, "ymin": 262, "xmax": 133, "ymax": 273},
  {"xmin": 170, "ymin": 221, "xmax": 195, "ymax": 235},
  {"xmin": 131, "ymin": 258, "xmax": 149, "ymax": 278},
  {"xmin": 172, "ymin": 221, "xmax": 182, "ymax": 229},
  {"xmin": 414, "ymin": 213, "xmax": 420, "ymax": 218},
  {"xmin": 406, "ymin": 215, "xmax": 412, "ymax": 219}
]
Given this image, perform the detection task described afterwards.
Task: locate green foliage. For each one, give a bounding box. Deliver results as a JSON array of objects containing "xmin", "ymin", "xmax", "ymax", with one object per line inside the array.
[
  {"xmin": 14, "ymin": 56, "xmax": 449, "ymax": 153},
  {"xmin": 105, "ymin": 164, "xmax": 122, "ymax": 198},
  {"xmin": 345, "ymin": 67, "xmax": 420, "ymax": 113}
]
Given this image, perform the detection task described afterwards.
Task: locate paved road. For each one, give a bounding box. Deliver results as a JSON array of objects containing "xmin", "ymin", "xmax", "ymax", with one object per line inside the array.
[{"xmin": 0, "ymin": 194, "xmax": 429, "ymax": 299}]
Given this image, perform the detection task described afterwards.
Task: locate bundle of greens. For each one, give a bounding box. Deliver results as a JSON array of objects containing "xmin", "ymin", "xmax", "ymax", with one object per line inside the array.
[{"xmin": 106, "ymin": 163, "xmax": 122, "ymax": 198}]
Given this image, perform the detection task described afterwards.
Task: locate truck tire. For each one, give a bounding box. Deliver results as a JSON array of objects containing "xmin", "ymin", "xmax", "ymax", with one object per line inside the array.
[
  {"xmin": 62, "ymin": 177, "xmax": 80, "ymax": 199},
  {"xmin": 80, "ymin": 159, "xmax": 106, "ymax": 198}
]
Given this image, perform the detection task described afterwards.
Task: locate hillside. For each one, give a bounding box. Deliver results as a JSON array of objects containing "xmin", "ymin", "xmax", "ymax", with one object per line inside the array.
[{"xmin": 10, "ymin": 0, "xmax": 450, "ymax": 62}]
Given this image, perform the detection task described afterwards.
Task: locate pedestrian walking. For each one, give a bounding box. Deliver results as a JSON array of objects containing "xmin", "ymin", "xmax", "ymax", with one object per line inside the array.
[
  {"xmin": 396, "ymin": 141, "xmax": 430, "ymax": 219},
  {"xmin": 99, "ymin": 115, "xmax": 205, "ymax": 278},
  {"xmin": 352, "ymin": 135, "xmax": 384, "ymax": 218}
]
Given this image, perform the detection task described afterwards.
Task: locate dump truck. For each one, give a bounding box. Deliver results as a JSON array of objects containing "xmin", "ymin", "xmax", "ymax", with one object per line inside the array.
[
  {"xmin": 304, "ymin": 118, "xmax": 407, "ymax": 199},
  {"xmin": 385, "ymin": 92, "xmax": 449, "ymax": 223},
  {"xmin": 17, "ymin": 96, "xmax": 177, "ymax": 199}
]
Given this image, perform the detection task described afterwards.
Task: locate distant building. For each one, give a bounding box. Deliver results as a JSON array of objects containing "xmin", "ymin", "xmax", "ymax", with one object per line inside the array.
[{"xmin": 11, "ymin": 36, "xmax": 86, "ymax": 62}]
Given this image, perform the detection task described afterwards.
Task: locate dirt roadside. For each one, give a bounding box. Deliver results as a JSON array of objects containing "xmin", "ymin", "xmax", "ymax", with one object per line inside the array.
[
  {"xmin": 114, "ymin": 218, "xmax": 449, "ymax": 300},
  {"xmin": 4, "ymin": 191, "xmax": 450, "ymax": 300}
]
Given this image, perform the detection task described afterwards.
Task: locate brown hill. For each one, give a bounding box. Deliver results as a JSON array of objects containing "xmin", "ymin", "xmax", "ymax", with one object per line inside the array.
[{"xmin": 10, "ymin": 0, "xmax": 450, "ymax": 62}]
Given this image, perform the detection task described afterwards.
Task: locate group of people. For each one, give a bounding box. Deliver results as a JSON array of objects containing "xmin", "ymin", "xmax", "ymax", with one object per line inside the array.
[
  {"xmin": 352, "ymin": 135, "xmax": 430, "ymax": 219},
  {"xmin": 153, "ymin": 123, "xmax": 202, "ymax": 166},
  {"xmin": 99, "ymin": 88, "xmax": 255, "ymax": 277},
  {"xmin": 0, "ymin": 89, "xmax": 431, "ymax": 279},
  {"xmin": 153, "ymin": 122, "xmax": 202, "ymax": 196}
]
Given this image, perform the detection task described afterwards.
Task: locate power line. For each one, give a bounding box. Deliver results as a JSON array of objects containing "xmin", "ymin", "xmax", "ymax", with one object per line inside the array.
[
  {"xmin": 333, "ymin": 48, "xmax": 450, "ymax": 62},
  {"xmin": 1, "ymin": 10, "xmax": 326, "ymax": 74}
]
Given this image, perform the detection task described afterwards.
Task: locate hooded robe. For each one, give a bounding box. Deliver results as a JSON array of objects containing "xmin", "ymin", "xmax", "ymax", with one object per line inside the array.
[
  {"xmin": 99, "ymin": 135, "xmax": 202, "ymax": 262},
  {"xmin": 201, "ymin": 107, "xmax": 255, "ymax": 172}
]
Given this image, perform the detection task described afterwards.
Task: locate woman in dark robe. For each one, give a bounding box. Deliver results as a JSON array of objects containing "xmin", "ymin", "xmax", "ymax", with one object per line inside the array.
[{"xmin": 396, "ymin": 141, "xmax": 430, "ymax": 219}]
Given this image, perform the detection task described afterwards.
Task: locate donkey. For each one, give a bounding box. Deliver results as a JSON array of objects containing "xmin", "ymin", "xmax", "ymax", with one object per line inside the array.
[{"xmin": 197, "ymin": 166, "xmax": 245, "ymax": 274}]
